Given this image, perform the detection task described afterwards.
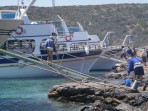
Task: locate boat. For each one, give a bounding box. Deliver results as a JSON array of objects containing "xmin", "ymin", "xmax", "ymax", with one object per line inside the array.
[
  {"xmin": 0, "ymin": 19, "xmax": 22, "ymax": 47},
  {"xmin": 0, "ymin": 0, "xmax": 102, "ymax": 78},
  {"xmin": 91, "ymin": 33, "xmax": 131, "ymax": 71}
]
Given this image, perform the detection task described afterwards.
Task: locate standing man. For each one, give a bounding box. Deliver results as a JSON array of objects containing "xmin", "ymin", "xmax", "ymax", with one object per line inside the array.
[
  {"xmin": 126, "ymin": 46, "xmax": 132, "ymax": 57},
  {"xmin": 46, "ymin": 36, "xmax": 56, "ymax": 63},
  {"xmin": 141, "ymin": 48, "xmax": 147, "ymax": 67},
  {"xmin": 121, "ymin": 46, "xmax": 127, "ymax": 60}
]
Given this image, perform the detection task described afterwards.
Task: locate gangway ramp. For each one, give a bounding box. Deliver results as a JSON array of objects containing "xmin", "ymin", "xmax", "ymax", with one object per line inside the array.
[
  {"xmin": 0, "ymin": 49, "xmax": 89, "ymax": 80},
  {"xmin": 0, "ymin": 49, "xmax": 132, "ymax": 90}
]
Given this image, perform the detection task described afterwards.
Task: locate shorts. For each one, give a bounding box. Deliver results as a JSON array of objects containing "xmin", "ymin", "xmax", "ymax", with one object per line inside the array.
[
  {"xmin": 134, "ymin": 66, "xmax": 144, "ymax": 76},
  {"xmin": 142, "ymin": 56, "xmax": 147, "ymax": 62},
  {"xmin": 47, "ymin": 47, "xmax": 53, "ymax": 51}
]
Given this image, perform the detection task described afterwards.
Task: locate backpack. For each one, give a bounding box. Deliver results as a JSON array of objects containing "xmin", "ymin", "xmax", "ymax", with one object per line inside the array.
[{"xmin": 127, "ymin": 48, "xmax": 132, "ymax": 54}]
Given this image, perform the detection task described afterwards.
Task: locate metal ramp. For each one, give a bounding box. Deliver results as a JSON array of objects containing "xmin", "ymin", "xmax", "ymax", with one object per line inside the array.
[
  {"xmin": 0, "ymin": 49, "xmax": 89, "ymax": 81},
  {"xmin": 0, "ymin": 49, "xmax": 132, "ymax": 90}
]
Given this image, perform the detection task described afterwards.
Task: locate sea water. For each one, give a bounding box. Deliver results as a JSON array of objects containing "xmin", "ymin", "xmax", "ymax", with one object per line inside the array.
[{"xmin": 0, "ymin": 77, "xmax": 82, "ymax": 111}]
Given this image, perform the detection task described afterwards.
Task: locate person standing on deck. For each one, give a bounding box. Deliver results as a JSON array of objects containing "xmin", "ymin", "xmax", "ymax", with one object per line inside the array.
[
  {"xmin": 128, "ymin": 50, "xmax": 144, "ymax": 86},
  {"xmin": 45, "ymin": 36, "xmax": 56, "ymax": 63}
]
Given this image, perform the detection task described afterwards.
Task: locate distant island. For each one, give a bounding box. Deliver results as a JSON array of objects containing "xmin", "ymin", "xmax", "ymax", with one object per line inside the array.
[{"xmin": 1, "ymin": 4, "xmax": 148, "ymax": 47}]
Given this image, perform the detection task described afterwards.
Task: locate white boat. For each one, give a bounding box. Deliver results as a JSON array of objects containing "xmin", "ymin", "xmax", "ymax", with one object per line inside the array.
[
  {"xmin": 0, "ymin": 19, "xmax": 22, "ymax": 47},
  {"xmin": 91, "ymin": 32, "xmax": 129, "ymax": 71},
  {"xmin": 0, "ymin": 0, "xmax": 102, "ymax": 78}
]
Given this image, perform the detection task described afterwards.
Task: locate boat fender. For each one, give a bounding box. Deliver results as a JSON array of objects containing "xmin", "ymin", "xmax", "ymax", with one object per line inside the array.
[
  {"xmin": 18, "ymin": 60, "xmax": 25, "ymax": 68},
  {"xmin": 65, "ymin": 35, "xmax": 72, "ymax": 41},
  {"xmin": 15, "ymin": 26, "xmax": 23, "ymax": 35},
  {"xmin": 85, "ymin": 45, "xmax": 89, "ymax": 55}
]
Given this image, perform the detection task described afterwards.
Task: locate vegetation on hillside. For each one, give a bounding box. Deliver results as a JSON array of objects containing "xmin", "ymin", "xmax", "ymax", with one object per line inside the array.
[{"xmin": 1, "ymin": 4, "xmax": 148, "ymax": 47}]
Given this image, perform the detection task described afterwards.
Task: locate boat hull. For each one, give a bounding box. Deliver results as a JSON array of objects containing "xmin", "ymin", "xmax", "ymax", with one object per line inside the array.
[
  {"xmin": 0, "ymin": 55, "xmax": 99, "ymax": 79},
  {"xmin": 90, "ymin": 56, "xmax": 122, "ymax": 71}
]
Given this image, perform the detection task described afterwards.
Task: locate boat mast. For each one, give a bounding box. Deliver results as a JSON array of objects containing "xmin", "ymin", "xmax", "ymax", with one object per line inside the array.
[
  {"xmin": 21, "ymin": 0, "xmax": 25, "ymax": 9},
  {"xmin": 101, "ymin": 31, "xmax": 114, "ymax": 48},
  {"xmin": 17, "ymin": 0, "xmax": 20, "ymax": 17},
  {"xmin": 52, "ymin": 0, "xmax": 55, "ymax": 19},
  {"xmin": 121, "ymin": 35, "xmax": 131, "ymax": 46},
  {"xmin": 19, "ymin": 0, "xmax": 36, "ymax": 19}
]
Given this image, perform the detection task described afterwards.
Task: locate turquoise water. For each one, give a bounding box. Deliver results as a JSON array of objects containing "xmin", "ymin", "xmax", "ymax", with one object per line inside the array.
[
  {"xmin": 0, "ymin": 71, "xmax": 114, "ymax": 111},
  {"xmin": 0, "ymin": 77, "xmax": 82, "ymax": 111}
]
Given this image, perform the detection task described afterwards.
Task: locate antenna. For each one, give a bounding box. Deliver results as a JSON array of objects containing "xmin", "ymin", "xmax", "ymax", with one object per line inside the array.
[
  {"xmin": 19, "ymin": 0, "xmax": 36, "ymax": 19},
  {"xmin": 52, "ymin": 0, "xmax": 55, "ymax": 20},
  {"xmin": 17, "ymin": 0, "xmax": 20, "ymax": 17},
  {"xmin": 21, "ymin": 0, "xmax": 24, "ymax": 9}
]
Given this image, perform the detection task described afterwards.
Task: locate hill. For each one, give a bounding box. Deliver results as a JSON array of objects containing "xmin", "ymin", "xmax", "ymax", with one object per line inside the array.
[{"xmin": 1, "ymin": 4, "xmax": 148, "ymax": 47}]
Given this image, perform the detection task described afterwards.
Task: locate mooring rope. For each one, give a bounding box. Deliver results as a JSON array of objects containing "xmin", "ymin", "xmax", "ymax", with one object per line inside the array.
[{"xmin": 6, "ymin": 34, "xmax": 132, "ymax": 90}]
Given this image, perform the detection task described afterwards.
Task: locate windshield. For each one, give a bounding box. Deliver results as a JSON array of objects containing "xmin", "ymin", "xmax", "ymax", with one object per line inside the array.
[{"xmin": 1, "ymin": 12, "xmax": 16, "ymax": 19}]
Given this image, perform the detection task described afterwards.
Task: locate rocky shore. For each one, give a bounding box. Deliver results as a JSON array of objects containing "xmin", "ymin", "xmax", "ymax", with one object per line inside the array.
[{"xmin": 48, "ymin": 66, "xmax": 148, "ymax": 111}]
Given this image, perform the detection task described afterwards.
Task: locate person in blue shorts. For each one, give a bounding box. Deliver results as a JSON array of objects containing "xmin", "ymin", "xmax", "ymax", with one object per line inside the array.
[{"xmin": 128, "ymin": 50, "xmax": 144, "ymax": 86}]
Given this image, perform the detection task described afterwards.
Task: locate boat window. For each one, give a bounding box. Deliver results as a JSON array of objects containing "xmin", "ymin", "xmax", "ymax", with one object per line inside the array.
[
  {"xmin": 89, "ymin": 44, "xmax": 97, "ymax": 49},
  {"xmin": 70, "ymin": 42, "xmax": 87, "ymax": 51},
  {"xmin": 57, "ymin": 44, "xmax": 67, "ymax": 51},
  {"xmin": 1, "ymin": 12, "xmax": 16, "ymax": 19},
  {"xmin": 6, "ymin": 39, "xmax": 35, "ymax": 54},
  {"xmin": 40, "ymin": 38, "xmax": 67, "ymax": 54},
  {"xmin": 68, "ymin": 27, "xmax": 80, "ymax": 34}
]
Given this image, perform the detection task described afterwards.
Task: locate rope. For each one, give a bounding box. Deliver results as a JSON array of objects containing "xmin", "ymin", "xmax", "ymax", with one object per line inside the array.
[
  {"xmin": 7, "ymin": 35, "xmax": 131, "ymax": 90},
  {"xmin": 0, "ymin": 55, "xmax": 84, "ymax": 82},
  {"xmin": 10, "ymin": 34, "xmax": 61, "ymax": 73}
]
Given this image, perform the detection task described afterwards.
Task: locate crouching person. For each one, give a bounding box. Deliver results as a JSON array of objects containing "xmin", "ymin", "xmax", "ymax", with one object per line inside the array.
[{"xmin": 128, "ymin": 50, "xmax": 144, "ymax": 86}]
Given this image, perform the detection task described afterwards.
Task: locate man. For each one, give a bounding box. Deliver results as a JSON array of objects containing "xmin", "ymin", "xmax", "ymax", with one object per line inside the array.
[
  {"xmin": 128, "ymin": 50, "xmax": 144, "ymax": 86},
  {"xmin": 126, "ymin": 46, "xmax": 132, "ymax": 57},
  {"xmin": 45, "ymin": 36, "xmax": 56, "ymax": 63},
  {"xmin": 141, "ymin": 48, "xmax": 147, "ymax": 67},
  {"xmin": 121, "ymin": 46, "xmax": 127, "ymax": 60}
]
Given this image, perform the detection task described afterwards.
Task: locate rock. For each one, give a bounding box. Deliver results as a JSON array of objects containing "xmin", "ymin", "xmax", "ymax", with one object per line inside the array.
[
  {"xmin": 80, "ymin": 105, "xmax": 92, "ymax": 111},
  {"xmin": 48, "ymin": 91, "xmax": 59, "ymax": 98},
  {"xmin": 114, "ymin": 74, "xmax": 122, "ymax": 79},
  {"xmin": 116, "ymin": 103, "xmax": 142, "ymax": 111},
  {"xmin": 48, "ymin": 82, "xmax": 148, "ymax": 110},
  {"xmin": 104, "ymin": 97, "xmax": 113, "ymax": 104}
]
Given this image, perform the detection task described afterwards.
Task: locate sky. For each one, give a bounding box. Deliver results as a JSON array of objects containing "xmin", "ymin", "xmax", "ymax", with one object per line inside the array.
[{"xmin": 0, "ymin": 0, "xmax": 148, "ymax": 7}]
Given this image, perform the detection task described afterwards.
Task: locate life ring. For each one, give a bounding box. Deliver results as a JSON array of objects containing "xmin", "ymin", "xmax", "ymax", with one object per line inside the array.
[
  {"xmin": 15, "ymin": 27, "xmax": 23, "ymax": 35},
  {"xmin": 65, "ymin": 35, "xmax": 72, "ymax": 41}
]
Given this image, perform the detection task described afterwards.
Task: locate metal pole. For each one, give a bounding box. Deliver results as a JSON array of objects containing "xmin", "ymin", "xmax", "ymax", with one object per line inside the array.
[{"xmin": 52, "ymin": 0, "xmax": 55, "ymax": 20}]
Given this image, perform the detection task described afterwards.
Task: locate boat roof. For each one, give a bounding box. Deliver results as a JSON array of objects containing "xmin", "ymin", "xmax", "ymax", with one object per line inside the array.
[{"xmin": 0, "ymin": 10, "xmax": 17, "ymax": 13}]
